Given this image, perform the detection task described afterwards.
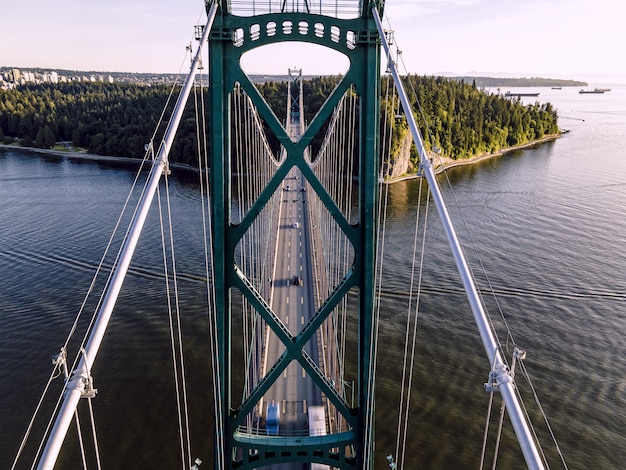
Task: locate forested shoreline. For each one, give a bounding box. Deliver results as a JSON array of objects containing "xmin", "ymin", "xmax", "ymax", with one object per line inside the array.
[
  {"xmin": 0, "ymin": 82, "xmax": 199, "ymax": 164},
  {"xmin": 379, "ymin": 75, "xmax": 559, "ymax": 175},
  {"xmin": 0, "ymin": 76, "xmax": 559, "ymax": 173}
]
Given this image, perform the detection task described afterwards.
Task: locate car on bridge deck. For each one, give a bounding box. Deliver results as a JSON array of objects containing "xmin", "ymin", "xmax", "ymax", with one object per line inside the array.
[
  {"xmin": 293, "ymin": 275, "xmax": 303, "ymax": 286},
  {"xmin": 292, "ymin": 222, "xmax": 299, "ymax": 228},
  {"xmin": 266, "ymin": 401, "xmax": 280, "ymax": 435}
]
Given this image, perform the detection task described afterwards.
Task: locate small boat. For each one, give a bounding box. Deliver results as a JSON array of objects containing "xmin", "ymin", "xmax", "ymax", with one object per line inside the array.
[{"xmin": 551, "ymin": 87, "xmax": 562, "ymax": 90}]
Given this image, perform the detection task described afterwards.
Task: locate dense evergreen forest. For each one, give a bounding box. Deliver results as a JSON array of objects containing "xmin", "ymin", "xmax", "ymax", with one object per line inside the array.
[
  {"xmin": 0, "ymin": 75, "xmax": 559, "ymax": 172},
  {"xmin": 383, "ymin": 75, "xmax": 560, "ymax": 166},
  {"xmin": 256, "ymin": 75, "xmax": 559, "ymax": 171},
  {"xmin": 0, "ymin": 82, "xmax": 198, "ymax": 164}
]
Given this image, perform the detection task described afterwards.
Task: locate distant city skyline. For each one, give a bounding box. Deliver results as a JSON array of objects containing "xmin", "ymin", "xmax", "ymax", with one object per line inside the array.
[{"xmin": 3, "ymin": 0, "xmax": 625, "ymax": 83}]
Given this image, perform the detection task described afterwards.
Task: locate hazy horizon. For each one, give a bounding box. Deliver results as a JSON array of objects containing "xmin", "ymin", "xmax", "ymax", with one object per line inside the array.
[
  {"xmin": 4, "ymin": 64, "xmax": 625, "ymax": 87},
  {"xmin": 2, "ymin": 1, "xmax": 625, "ymax": 84}
]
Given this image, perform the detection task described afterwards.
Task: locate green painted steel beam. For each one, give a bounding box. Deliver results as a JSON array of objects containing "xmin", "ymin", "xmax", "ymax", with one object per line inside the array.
[
  {"xmin": 231, "ymin": 265, "xmax": 354, "ymax": 423},
  {"xmin": 208, "ymin": 1, "xmax": 382, "ymax": 467},
  {"xmin": 224, "ymin": 13, "xmax": 368, "ymax": 54},
  {"xmin": 232, "ymin": 431, "xmax": 357, "ymax": 468}
]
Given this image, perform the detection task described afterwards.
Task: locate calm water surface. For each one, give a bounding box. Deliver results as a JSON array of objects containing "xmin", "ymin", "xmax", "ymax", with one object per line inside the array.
[{"xmin": 1, "ymin": 86, "xmax": 625, "ymax": 469}]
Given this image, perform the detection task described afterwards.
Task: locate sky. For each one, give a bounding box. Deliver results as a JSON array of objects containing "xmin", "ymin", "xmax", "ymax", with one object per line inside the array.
[{"xmin": 2, "ymin": 0, "xmax": 625, "ymax": 82}]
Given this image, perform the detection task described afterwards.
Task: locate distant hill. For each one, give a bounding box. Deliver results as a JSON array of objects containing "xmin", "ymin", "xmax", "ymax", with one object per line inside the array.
[
  {"xmin": 449, "ymin": 76, "xmax": 587, "ymax": 88},
  {"xmin": 3, "ymin": 66, "xmax": 589, "ymax": 88},
  {"xmin": 1, "ymin": 65, "xmax": 322, "ymax": 86},
  {"xmin": 249, "ymin": 74, "xmax": 323, "ymax": 84}
]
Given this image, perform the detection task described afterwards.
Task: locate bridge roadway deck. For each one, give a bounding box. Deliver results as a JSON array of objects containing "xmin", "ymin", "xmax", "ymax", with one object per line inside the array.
[{"xmin": 261, "ymin": 118, "xmax": 325, "ymax": 469}]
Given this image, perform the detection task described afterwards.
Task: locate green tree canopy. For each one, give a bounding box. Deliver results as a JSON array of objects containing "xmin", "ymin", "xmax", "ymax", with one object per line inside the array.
[{"xmin": 0, "ymin": 76, "xmax": 558, "ymax": 172}]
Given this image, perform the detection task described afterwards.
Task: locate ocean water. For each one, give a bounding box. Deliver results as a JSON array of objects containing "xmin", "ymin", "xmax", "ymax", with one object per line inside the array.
[{"xmin": 1, "ymin": 85, "xmax": 625, "ymax": 469}]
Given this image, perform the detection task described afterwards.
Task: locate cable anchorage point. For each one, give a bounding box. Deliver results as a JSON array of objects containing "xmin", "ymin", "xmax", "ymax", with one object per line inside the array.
[
  {"xmin": 52, "ymin": 347, "xmax": 69, "ymax": 380},
  {"xmin": 484, "ymin": 362, "xmax": 513, "ymax": 393}
]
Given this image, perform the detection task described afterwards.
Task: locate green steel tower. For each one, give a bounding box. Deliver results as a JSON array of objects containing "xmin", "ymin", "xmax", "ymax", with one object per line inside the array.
[{"xmin": 207, "ymin": 1, "xmax": 384, "ymax": 468}]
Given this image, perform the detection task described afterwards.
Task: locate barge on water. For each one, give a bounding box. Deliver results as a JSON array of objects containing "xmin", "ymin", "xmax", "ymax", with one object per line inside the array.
[
  {"xmin": 579, "ymin": 88, "xmax": 611, "ymax": 94},
  {"xmin": 505, "ymin": 91, "xmax": 540, "ymax": 97}
]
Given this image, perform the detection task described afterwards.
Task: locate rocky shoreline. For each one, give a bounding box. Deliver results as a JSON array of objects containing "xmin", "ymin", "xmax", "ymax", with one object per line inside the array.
[{"xmin": 384, "ymin": 133, "xmax": 561, "ymax": 183}]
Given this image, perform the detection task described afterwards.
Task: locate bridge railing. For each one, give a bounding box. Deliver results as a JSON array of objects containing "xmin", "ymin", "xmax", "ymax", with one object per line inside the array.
[{"xmin": 226, "ymin": 0, "xmax": 362, "ymax": 18}]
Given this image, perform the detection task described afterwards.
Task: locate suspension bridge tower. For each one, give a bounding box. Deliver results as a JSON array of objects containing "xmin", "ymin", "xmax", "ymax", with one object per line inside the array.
[{"xmin": 207, "ymin": 1, "xmax": 384, "ymax": 468}]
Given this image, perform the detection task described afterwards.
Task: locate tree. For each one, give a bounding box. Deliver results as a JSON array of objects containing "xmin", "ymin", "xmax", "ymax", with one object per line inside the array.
[
  {"xmin": 35, "ymin": 127, "xmax": 45, "ymax": 148},
  {"xmin": 43, "ymin": 125, "xmax": 55, "ymax": 148}
]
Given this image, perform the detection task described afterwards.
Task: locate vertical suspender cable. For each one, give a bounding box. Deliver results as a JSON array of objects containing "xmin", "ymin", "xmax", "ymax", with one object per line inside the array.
[
  {"xmin": 372, "ymin": 7, "xmax": 545, "ymax": 470},
  {"xmin": 195, "ymin": 62, "xmax": 225, "ymax": 470},
  {"xmin": 36, "ymin": 5, "xmax": 218, "ymax": 469}
]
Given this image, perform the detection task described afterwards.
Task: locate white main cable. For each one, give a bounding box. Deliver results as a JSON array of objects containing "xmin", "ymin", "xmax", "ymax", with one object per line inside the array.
[{"xmin": 36, "ymin": 6, "xmax": 218, "ymax": 468}]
